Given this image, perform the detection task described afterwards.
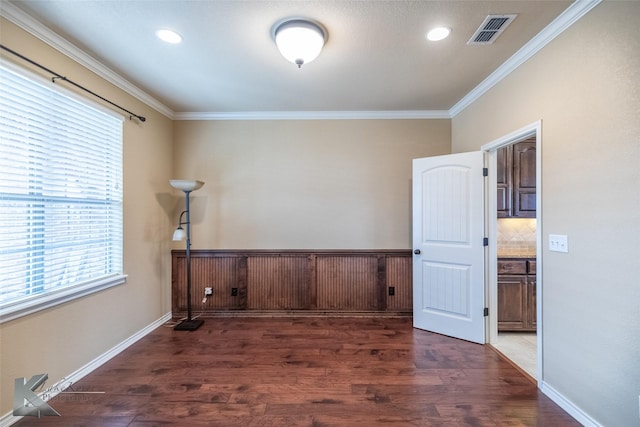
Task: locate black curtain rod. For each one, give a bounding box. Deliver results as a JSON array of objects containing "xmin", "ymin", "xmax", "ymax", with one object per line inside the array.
[{"xmin": 1, "ymin": 44, "xmax": 146, "ymax": 122}]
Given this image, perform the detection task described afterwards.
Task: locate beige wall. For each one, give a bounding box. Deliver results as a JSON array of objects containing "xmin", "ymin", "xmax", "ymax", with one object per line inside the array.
[
  {"xmin": 452, "ymin": 2, "xmax": 640, "ymax": 426},
  {"xmin": 173, "ymin": 119, "xmax": 450, "ymax": 249},
  {"xmin": 3, "ymin": 1, "xmax": 638, "ymax": 425},
  {"xmin": 0, "ymin": 19, "xmax": 175, "ymax": 415}
]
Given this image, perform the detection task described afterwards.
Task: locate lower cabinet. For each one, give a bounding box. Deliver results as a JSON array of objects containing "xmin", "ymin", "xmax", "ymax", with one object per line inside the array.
[
  {"xmin": 527, "ymin": 277, "xmax": 537, "ymax": 330},
  {"xmin": 498, "ymin": 258, "xmax": 536, "ymax": 331},
  {"xmin": 498, "ymin": 274, "xmax": 527, "ymax": 330}
]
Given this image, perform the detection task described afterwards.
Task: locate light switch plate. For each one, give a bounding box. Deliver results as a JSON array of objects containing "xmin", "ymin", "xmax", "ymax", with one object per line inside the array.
[{"xmin": 549, "ymin": 234, "xmax": 568, "ymax": 253}]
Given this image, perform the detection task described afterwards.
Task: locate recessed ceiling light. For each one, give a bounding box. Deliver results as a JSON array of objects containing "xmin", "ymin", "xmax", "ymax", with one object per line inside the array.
[
  {"xmin": 426, "ymin": 27, "xmax": 451, "ymax": 42},
  {"xmin": 156, "ymin": 29, "xmax": 182, "ymax": 44}
]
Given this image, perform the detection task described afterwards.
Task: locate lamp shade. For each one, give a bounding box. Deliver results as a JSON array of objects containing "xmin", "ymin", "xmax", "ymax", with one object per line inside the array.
[
  {"xmin": 274, "ymin": 19, "xmax": 326, "ymax": 68},
  {"xmin": 172, "ymin": 227, "xmax": 186, "ymax": 241},
  {"xmin": 169, "ymin": 180, "xmax": 204, "ymax": 192}
]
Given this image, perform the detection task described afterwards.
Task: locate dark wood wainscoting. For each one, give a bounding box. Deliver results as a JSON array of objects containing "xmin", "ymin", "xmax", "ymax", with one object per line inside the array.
[{"xmin": 171, "ymin": 250, "xmax": 412, "ymax": 316}]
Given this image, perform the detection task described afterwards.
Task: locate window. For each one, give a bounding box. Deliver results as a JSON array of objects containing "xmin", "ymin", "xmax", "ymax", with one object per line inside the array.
[{"xmin": 0, "ymin": 61, "xmax": 125, "ymax": 323}]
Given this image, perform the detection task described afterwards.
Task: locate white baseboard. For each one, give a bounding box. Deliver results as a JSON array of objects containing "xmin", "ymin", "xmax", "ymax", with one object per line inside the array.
[
  {"xmin": 0, "ymin": 312, "xmax": 172, "ymax": 427},
  {"xmin": 540, "ymin": 381, "xmax": 601, "ymax": 426}
]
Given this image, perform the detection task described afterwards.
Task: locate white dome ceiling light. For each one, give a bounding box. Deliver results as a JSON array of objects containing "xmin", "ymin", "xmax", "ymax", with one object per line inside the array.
[{"xmin": 273, "ymin": 19, "xmax": 327, "ymax": 68}]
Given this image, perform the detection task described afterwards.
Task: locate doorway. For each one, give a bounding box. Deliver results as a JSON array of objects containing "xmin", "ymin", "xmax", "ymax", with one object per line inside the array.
[{"xmin": 482, "ymin": 121, "xmax": 542, "ymax": 382}]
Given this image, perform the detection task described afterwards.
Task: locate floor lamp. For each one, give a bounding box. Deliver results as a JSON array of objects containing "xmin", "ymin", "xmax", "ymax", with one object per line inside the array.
[{"xmin": 170, "ymin": 179, "xmax": 204, "ymax": 331}]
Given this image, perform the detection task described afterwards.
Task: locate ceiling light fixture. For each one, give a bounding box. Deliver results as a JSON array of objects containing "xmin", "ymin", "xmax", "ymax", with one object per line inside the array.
[
  {"xmin": 156, "ymin": 29, "xmax": 182, "ymax": 44},
  {"xmin": 426, "ymin": 27, "xmax": 451, "ymax": 42},
  {"xmin": 273, "ymin": 18, "xmax": 327, "ymax": 68}
]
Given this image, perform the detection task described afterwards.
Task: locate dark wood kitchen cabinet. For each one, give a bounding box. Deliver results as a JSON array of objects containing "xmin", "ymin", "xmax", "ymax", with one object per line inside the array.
[
  {"xmin": 496, "ymin": 145, "xmax": 513, "ymax": 217},
  {"xmin": 527, "ymin": 274, "xmax": 537, "ymax": 330},
  {"xmin": 497, "ymin": 138, "xmax": 536, "ymax": 218},
  {"xmin": 498, "ymin": 258, "xmax": 536, "ymax": 331},
  {"xmin": 497, "ymin": 274, "xmax": 526, "ymax": 330}
]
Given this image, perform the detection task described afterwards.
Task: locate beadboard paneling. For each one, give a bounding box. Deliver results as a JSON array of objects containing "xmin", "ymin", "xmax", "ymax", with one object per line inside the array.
[
  {"xmin": 172, "ymin": 250, "xmax": 412, "ymax": 315},
  {"xmin": 172, "ymin": 254, "xmax": 243, "ymax": 312},
  {"xmin": 386, "ymin": 255, "xmax": 413, "ymax": 311},
  {"xmin": 316, "ymin": 255, "xmax": 379, "ymax": 310},
  {"xmin": 247, "ymin": 255, "xmax": 311, "ymax": 310}
]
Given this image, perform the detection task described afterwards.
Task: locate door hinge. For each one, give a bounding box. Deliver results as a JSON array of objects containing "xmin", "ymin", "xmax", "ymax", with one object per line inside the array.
[
  {"xmin": 483, "ymin": 167, "xmax": 488, "ymax": 177},
  {"xmin": 483, "ymin": 237, "xmax": 489, "ymax": 246},
  {"xmin": 484, "ymin": 307, "xmax": 489, "ymax": 317}
]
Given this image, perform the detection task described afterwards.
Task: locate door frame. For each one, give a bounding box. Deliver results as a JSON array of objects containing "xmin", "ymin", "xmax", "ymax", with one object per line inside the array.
[{"xmin": 481, "ymin": 120, "xmax": 543, "ymax": 383}]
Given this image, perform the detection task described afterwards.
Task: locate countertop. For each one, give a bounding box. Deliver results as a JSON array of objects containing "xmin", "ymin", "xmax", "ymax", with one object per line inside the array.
[{"xmin": 497, "ymin": 254, "xmax": 536, "ymax": 259}]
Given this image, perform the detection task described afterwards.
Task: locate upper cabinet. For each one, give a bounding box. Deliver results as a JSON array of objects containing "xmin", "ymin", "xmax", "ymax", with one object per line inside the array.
[
  {"xmin": 513, "ymin": 141, "xmax": 536, "ymax": 217},
  {"xmin": 497, "ymin": 138, "xmax": 536, "ymax": 218},
  {"xmin": 497, "ymin": 144, "xmax": 513, "ymax": 217}
]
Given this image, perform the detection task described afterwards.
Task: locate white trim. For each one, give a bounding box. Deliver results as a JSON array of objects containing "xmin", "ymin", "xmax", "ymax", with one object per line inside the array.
[
  {"xmin": 540, "ymin": 382, "xmax": 603, "ymax": 427},
  {"xmin": 174, "ymin": 110, "xmax": 451, "ymax": 121},
  {"xmin": 0, "ymin": 2, "xmax": 174, "ymax": 120},
  {"xmin": 450, "ymin": 0, "xmax": 602, "ymax": 117},
  {"xmin": 482, "ymin": 122, "xmax": 539, "ymax": 151},
  {"xmin": 535, "ymin": 126, "xmax": 543, "ymax": 384},
  {"xmin": 0, "ymin": 312, "xmax": 172, "ymax": 427},
  {"xmin": 0, "ymin": 275, "xmax": 128, "ymax": 324},
  {"xmin": 484, "ymin": 150, "xmax": 498, "ymax": 345},
  {"xmin": 481, "ymin": 120, "xmax": 543, "ymax": 383}
]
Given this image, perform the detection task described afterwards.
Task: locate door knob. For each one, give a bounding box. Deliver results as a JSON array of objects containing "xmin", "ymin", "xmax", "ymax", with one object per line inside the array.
[{"xmin": 414, "ymin": 249, "xmax": 421, "ymax": 255}]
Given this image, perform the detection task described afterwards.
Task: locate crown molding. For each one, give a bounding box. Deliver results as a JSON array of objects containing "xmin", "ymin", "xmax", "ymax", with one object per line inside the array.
[
  {"xmin": 0, "ymin": 2, "xmax": 175, "ymax": 120},
  {"xmin": 175, "ymin": 110, "xmax": 451, "ymax": 121},
  {"xmin": 449, "ymin": 0, "xmax": 602, "ymax": 117}
]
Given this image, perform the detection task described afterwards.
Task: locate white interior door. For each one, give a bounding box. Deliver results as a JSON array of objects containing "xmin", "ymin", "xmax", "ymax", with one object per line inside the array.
[{"xmin": 412, "ymin": 151, "xmax": 485, "ymax": 344}]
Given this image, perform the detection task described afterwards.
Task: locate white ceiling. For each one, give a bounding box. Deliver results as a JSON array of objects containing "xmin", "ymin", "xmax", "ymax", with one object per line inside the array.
[{"xmin": 3, "ymin": 1, "xmax": 578, "ymax": 118}]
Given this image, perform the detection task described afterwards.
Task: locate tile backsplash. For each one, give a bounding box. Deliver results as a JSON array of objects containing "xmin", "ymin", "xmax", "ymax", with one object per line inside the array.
[{"xmin": 497, "ymin": 218, "xmax": 537, "ymax": 257}]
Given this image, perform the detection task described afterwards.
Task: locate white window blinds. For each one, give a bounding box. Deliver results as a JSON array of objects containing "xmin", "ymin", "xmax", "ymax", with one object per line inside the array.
[{"xmin": 0, "ymin": 62, "xmax": 125, "ymax": 322}]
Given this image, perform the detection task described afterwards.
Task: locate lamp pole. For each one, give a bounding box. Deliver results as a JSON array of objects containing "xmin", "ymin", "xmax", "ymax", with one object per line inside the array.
[
  {"xmin": 184, "ymin": 189, "xmax": 193, "ymax": 322},
  {"xmin": 170, "ymin": 179, "xmax": 205, "ymax": 331}
]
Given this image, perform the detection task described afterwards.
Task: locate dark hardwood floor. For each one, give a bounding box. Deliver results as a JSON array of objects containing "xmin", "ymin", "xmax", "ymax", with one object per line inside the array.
[{"xmin": 13, "ymin": 317, "xmax": 579, "ymax": 426}]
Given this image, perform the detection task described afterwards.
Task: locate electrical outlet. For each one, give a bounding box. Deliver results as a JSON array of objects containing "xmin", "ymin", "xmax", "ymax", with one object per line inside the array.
[
  {"xmin": 231, "ymin": 288, "xmax": 238, "ymax": 296},
  {"xmin": 549, "ymin": 234, "xmax": 568, "ymax": 253},
  {"xmin": 204, "ymin": 287, "xmax": 213, "ymax": 295},
  {"xmin": 388, "ymin": 286, "xmax": 395, "ymax": 296}
]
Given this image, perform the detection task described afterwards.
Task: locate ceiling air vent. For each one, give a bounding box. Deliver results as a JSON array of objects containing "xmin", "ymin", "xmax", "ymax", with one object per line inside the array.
[{"xmin": 467, "ymin": 14, "xmax": 517, "ymax": 45}]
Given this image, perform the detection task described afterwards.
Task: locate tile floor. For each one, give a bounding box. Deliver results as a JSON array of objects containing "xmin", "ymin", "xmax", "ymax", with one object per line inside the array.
[{"xmin": 493, "ymin": 332, "xmax": 537, "ymax": 379}]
